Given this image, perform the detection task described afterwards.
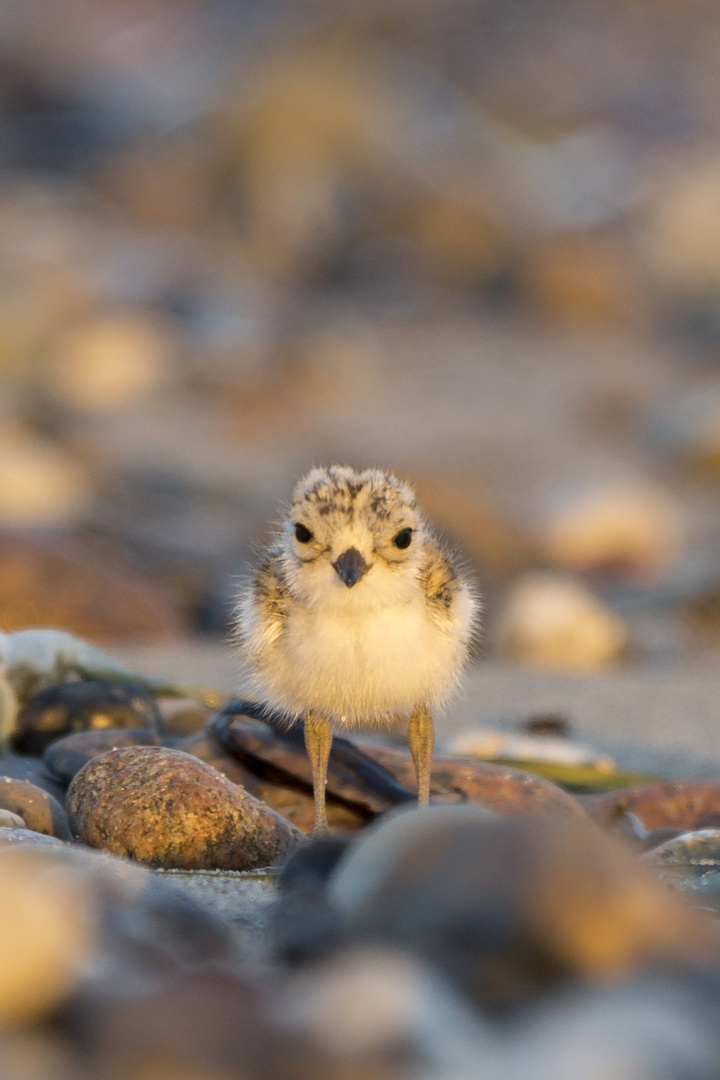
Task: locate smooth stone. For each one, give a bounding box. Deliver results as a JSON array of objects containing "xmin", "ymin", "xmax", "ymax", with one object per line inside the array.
[
  {"xmin": 362, "ymin": 743, "xmax": 586, "ymax": 819},
  {"xmin": 0, "ymin": 430, "xmax": 92, "ymax": 527},
  {"xmin": 43, "ymin": 727, "xmax": 165, "ymax": 784},
  {"xmin": 66, "ymin": 746, "xmax": 303, "ymax": 870},
  {"xmin": 0, "ymin": 831, "xmax": 233, "ymax": 981},
  {"xmin": 0, "ymin": 809, "xmax": 25, "ymax": 828},
  {"xmin": 15, "ymin": 680, "xmax": 163, "ymax": 755},
  {"xmin": 0, "ymin": 776, "xmax": 70, "ymax": 838},
  {"xmin": 499, "ymin": 979, "xmax": 720, "ymax": 1080},
  {"xmin": 0, "ymin": 846, "xmax": 95, "ymax": 1024},
  {"xmin": 0, "ymin": 826, "xmax": 68, "ymax": 850},
  {"xmin": 271, "ymin": 836, "xmax": 354, "ymax": 963},
  {"xmin": 329, "ymin": 805, "xmax": 718, "ymax": 1010},
  {"xmin": 44, "ymin": 311, "xmax": 174, "ymax": 414},
  {"xmin": 646, "ymin": 156, "xmax": 720, "ymax": 287},
  {"xmin": 643, "ymin": 829, "xmax": 720, "ymax": 897},
  {"xmin": 521, "ymin": 231, "xmax": 644, "ymax": 328},
  {"xmin": 210, "ymin": 706, "xmax": 413, "ymax": 815},
  {"xmin": 535, "ymin": 479, "xmax": 684, "ymax": 577},
  {"xmin": 584, "ymin": 780, "xmax": 720, "ymax": 833},
  {"xmin": 0, "ymin": 752, "xmax": 68, "ymax": 802},
  {"xmin": 493, "ymin": 571, "xmax": 627, "ymax": 671}
]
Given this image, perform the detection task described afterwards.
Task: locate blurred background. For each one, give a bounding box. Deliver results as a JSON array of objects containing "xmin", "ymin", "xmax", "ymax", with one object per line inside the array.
[{"xmin": 2, "ymin": 0, "xmax": 720, "ymax": 679}]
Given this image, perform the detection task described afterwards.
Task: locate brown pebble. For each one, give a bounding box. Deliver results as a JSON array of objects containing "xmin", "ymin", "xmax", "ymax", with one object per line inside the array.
[
  {"xmin": 0, "ymin": 753, "xmax": 68, "ymax": 803},
  {"xmin": 43, "ymin": 727, "xmax": 164, "ymax": 785},
  {"xmin": 66, "ymin": 746, "xmax": 303, "ymax": 870},
  {"xmin": 362, "ymin": 744, "xmax": 586, "ymax": 819},
  {"xmin": 584, "ymin": 780, "xmax": 720, "ymax": 833},
  {"xmin": 0, "ymin": 777, "xmax": 70, "ymax": 839},
  {"xmin": 0, "ymin": 847, "xmax": 95, "ymax": 1024},
  {"xmin": 330, "ymin": 806, "xmax": 720, "ymax": 1010}
]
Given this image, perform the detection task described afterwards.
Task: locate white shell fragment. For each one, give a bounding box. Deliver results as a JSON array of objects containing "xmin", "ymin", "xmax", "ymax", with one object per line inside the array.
[{"xmin": 446, "ymin": 729, "xmax": 616, "ymax": 772}]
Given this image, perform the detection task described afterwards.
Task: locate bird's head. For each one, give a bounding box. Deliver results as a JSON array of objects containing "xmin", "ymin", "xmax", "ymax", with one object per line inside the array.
[{"xmin": 280, "ymin": 465, "xmax": 425, "ymax": 606}]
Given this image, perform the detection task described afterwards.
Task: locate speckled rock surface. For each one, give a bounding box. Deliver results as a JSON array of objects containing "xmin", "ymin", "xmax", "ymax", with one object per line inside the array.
[
  {"xmin": 66, "ymin": 746, "xmax": 303, "ymax": 870},
  {"xmin": 43, "ymin": 727, "xmax": 164, "ymax": 785}
]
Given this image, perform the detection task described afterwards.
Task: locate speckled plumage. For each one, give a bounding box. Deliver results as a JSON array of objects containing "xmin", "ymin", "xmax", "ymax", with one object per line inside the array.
[{"xmin": 234, "ymin": 465, "xmax": 480, "ymax": 829}]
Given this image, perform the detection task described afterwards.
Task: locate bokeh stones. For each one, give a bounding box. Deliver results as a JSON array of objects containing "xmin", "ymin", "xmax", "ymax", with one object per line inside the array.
[
  {"xmin": 66, "ymin": 746, "xmax": 303, "ymax": 870},
  {"xmin": 0, "ymin": 533, "xmax": 185, "ymax": 640},
  {"xmin": 327, "ymin": 805, "xmax": 719, "ymax": 1011},
  {"xmin": 493, "ymin": 571, "xmax": 628, "ymax": 670},
  {"xmin": 0, "ymin": 833, "xmax": 235, "ymax": 1027},
  {"xmin": 0, "ymin": 751, "xmax": 68, "ymax": 802},
  {"xmin": 0, "ymin": 846, "xmax": 96, "ymax": 1025},
  {"xmin": 533, "ymin": 479, "xmax": 685, "ymax": 578},
  {"xmin": 14, "ymin": 679, "xmax": 162, "ymax": 754},
  {"xmin": 43, "ymin": 310, "xmax": 176, "ymax": 415},
  {"xmin": 585, "ymin": 780, "xmax": 720, "ymax": 834},
  {"xmin": 0, "ymin": 776, "xmax": 70, "ymax": 839}
]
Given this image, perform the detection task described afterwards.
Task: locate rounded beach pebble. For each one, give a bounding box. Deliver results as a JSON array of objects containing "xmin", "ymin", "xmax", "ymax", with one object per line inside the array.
[
  {"xmin": 0, "ymin": 776, "xmax": 71, "ymax": 839},
  {"xmin": 66, "ymin": 746, "xmax": 302, "ymax": 870}
]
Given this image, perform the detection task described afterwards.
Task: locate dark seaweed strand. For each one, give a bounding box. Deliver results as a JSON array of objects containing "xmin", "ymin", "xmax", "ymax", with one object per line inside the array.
[{"xmin": 209, "ymin": 701, "xmax": 415, "ymax": 811}]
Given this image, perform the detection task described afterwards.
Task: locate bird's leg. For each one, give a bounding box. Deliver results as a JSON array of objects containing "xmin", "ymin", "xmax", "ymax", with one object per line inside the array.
[
  {"xmin": 304, "ymin": 711, "xmax": 333, "ymax": 833},
  {"xmin": 408, "ymin": 703, "xmax": 434, "ymax": 807}
]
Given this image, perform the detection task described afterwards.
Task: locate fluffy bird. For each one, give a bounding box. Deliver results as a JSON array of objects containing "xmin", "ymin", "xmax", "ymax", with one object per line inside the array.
[{"xmin": 235, "ymin": 465, "xmax": 480, "ymax": 831}]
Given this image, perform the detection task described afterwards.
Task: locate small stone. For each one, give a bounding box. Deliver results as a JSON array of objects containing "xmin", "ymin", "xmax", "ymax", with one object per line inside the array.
[
  {"xmin": 584, "ymin": 780, "xmax": 720, "ymax": 833},
  {"xmin": 0, "ymin": 831, "xmax": 233, "ymax": 980},
  {"xmin": 0, "ymin": 430, "xmax": 92, "ymax": 527},
  {"xmin": 0, "ymin": 753, "xmax": 68, "ymax": 803},
  {"xmin": 44, "ymin": 311, "xmax": 175, "ymax": 414},
  {"xmin": 43, "ymin": 727, "xmax": 164, "ymax": 785},
  {"xmin": 0, "ymin": 827, "xmax": 68, "ymax": 850},
  {"xmin": 0, "ymin": 847, "xmax": 95, "ymax": 1024},
  {"xmin": 0, "ymin": 776, "xmax": 70, "ymax": 839},
  {"xmin": 644, "ymin": 827, "xmax": 720, "ymax": 875},
  {"xmin": 66, "ymin": 746, "xmax": 303, "ymax": 870},
  {"xmin": 362, "ymin": 744, "xmax": 586, "ymax": 819},
  {"xmin": 493, "ymin": 571, "xmax": 627, "ymax": 670},
  {"xmin": 536, "ymin": 480, "xmax": 684, "ymax": 577},
  {"xmin": 649, "ymin": 378, "xmax": 720, "ymax": 476},
  {"xmin": 645, "ymin": 156, "xmax": 720, "ymax": 288},
  {"xmin": 329, "ymin": 806, "xmax": 717, "ymax": 1009},
  {"xmin": 0, "ymin": 809, "xmax": 25, "ymax": 829},
  {"xmin": 15, "ymin": 680, "xmax": 162, "ymax": 755}
]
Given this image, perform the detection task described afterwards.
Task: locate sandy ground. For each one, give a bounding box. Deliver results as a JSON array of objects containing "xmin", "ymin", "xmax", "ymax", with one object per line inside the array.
[{"xmin": 112, "ymin": 639, "xmax": 720, "ymax": 780}]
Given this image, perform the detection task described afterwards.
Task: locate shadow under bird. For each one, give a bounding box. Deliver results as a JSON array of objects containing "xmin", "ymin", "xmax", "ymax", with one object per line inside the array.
[{"xmin": 234, "ymin": 465, "xmax": 480, "ymax": 832}]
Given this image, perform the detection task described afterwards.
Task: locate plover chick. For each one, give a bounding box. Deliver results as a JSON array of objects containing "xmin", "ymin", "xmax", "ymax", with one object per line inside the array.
[{"xmin": 235, "ymin": 465, "xmax": 480, "ymax": 832}]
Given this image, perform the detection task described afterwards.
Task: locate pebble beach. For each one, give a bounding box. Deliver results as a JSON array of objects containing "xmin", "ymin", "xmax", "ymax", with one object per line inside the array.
[{"xmin": 3, "ymin": 2, "xmax": 720, "ymax": 1077}]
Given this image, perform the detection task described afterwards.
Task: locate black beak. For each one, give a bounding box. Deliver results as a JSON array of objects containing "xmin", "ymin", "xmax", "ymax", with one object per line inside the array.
[{"xmin": 333, "ymin": 547, "xmax": 370, "ymax": 588}]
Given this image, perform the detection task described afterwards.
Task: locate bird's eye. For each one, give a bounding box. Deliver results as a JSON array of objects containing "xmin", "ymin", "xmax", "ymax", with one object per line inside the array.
[
  {"xmin": 393, "ymin": 527, "xmax": 413, "ymax": 550},
  {"xmin": 294, "ymin": 522, "xmax": 313, "ymax": 543}
]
